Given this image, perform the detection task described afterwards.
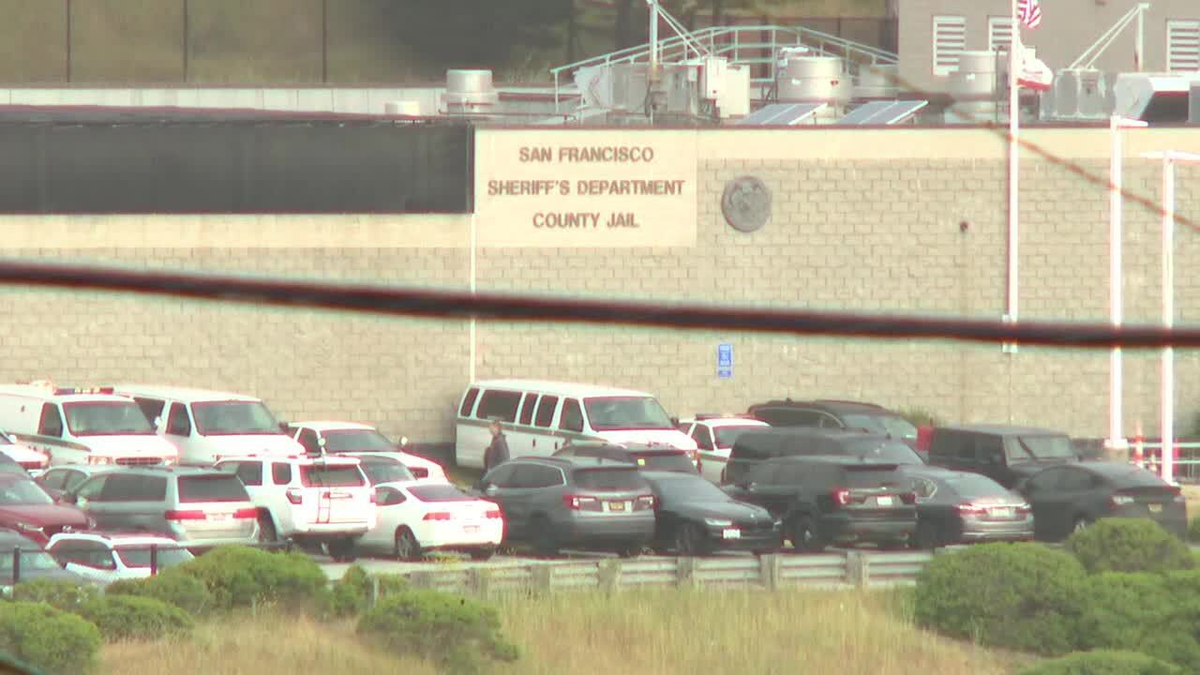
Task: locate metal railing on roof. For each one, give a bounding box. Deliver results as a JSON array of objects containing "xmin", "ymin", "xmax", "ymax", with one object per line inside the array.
[{"xmin": 549, "ymin": 24, "xmax": 899, "ymax": 110}]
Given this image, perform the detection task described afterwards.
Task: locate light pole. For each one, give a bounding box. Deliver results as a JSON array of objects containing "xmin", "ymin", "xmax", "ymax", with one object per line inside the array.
[
  {"xmin": 1139, "ymin": 150, "xmax": 1200, "ymax": 485},
  {"xmin": 1106, "ymin": 115, "xmax": 1148, "ymax": 460}
]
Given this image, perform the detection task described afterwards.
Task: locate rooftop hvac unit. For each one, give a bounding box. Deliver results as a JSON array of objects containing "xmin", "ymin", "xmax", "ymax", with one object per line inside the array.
[
  {"xmin": 609, "ymin": 63, "xmax": 650, "ymax": 112},
  {"xmin": 442, "ymin": 70, "xmax": 499, "ymax": 114},
  {"xmin": 1050, "ymin": 68, "xmax": 1110, "ymax": 119}
]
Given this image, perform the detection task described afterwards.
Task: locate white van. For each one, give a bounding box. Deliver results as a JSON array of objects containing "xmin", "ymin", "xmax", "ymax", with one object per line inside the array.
[
  {"xmin": 0, "ymin": 384, "xmax": 178, "ymax": 467},
  {"xmin": 454, "ymin": 379, "xmax": 699, "ymax": 470},
  {"xmin": 111, "ymin": 386, "xmax": 305, "ymax": 466}
]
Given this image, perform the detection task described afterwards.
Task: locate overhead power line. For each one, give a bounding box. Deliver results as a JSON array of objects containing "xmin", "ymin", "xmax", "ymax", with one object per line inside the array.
[{"xmin": 0, "ymin": 258, "xmax": 1196, "ymax": 349}]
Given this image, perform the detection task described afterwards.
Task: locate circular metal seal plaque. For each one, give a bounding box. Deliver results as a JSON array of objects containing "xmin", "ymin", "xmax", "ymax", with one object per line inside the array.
[{"xmin": 721, "ymin": 176, "xmax": 772, "ymax": 233}]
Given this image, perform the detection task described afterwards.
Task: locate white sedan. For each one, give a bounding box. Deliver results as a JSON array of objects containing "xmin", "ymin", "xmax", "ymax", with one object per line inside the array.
[
  {"xmin": 360, "ymin": 482, "xmax": 503, "ymax": 561},
  {"xmin": 45, "ymin": 532, "xmax": 194, "ymax": 584}
]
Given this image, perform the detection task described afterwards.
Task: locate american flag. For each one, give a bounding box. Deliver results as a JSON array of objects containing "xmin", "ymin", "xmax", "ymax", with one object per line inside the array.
[{"xmin": 1017, "ymin": 0, "xmax": 1042, "ymax": 29}]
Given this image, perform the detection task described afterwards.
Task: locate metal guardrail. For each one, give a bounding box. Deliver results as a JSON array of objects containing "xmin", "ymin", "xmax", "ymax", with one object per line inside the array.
[
  {"xmin": 549, "ymin": 24, "xmax": 899, "ymax": 110},
  {"xmin": 402, "ymin": 550, "xmax": 931, "ymax": 596}
]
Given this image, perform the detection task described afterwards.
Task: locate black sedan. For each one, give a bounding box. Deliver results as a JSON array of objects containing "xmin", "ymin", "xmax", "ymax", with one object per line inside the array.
[
  {"xmin": 640, "ymin": 471, "xmax": 782, "ymax": 556},
  {"xmin": 898, "ymin": 465, "xmax": 1033, "ymax": 549},
  {"xmin": 1016, "ymin": 461, "xmax": 1187, "ymax": 541}
]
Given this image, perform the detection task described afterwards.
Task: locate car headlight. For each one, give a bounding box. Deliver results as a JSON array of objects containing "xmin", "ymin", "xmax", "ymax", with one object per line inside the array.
[{"xmin": 704, "ymin": 518, "xmax": 733, "ymax": 527}]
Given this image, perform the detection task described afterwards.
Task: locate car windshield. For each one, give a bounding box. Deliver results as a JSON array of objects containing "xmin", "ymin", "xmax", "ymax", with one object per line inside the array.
[
  {"xmin": 653, "ymin": 476, "xmax": 732, "ymax": 503},
  {"xmin": 946, "ymin": 475, "xmax": 1010, "ymax": 499},
  {"xmin": 1011, "ymin": 435, "xmax": 1074, "ymax": 462},
  {"xmin": 191, "ymin": 401, "xmax": 282, "ymax": 436},
  {"xmin": 409, "ymin": 485, "xmax": 473, "ymax": 502},
  {"xmin": 714, "ymin": 425, "xmax": 764, "ymax": 449},
  {"xmin": 62, "ymin": 401, "xmax": 155, "ymax": 436},
  {"xmin": 845, "ymin": 439, "xmax": 925, "ymax": 465},
  {"xmin": 573, "ymin": 468, "xmax": 648, "ymax": 492},
  {"xmin": 359, "ymin": 462, "xmax": 415, "ymax": 486},
  {"xmin": 841, "ymin": 414, "xmax": 918, "ymax": 440},
  {"xmin": 0, "ymin": 478, "xmax": 54, "ymax": 505},
  {"xmin": 322, "ymin": 429, "xmax": 396, "ymax": 453},
  {"xmin": 300, "ymin": 465, "xmax": 365, "ymax": 488},
  {"xmin": 630, "ymin": 452, "xmax": 696, "ymax": 473},
  {"xmin": 115, "ymin": 546, "xmax": 193, "ymax": 569},
  {"xmin": 583, "ymin": 396, "xmax": 674, "ymax": 431},
  {"xmin": 0, "ymin": 549, "xmax": 61, "ymax": 572},
  {"xmin": 177, "ymin": 475, "xmax": 250, "ymax": 503}
]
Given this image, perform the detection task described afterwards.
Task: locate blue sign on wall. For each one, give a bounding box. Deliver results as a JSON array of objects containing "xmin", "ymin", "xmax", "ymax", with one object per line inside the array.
[{"xmin": 717, "ymin": 343, "xmax": 733, "ymax": 379}]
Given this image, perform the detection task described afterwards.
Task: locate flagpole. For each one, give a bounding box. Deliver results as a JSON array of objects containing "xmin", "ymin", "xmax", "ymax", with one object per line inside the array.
[{"xmin": 1007, "ymin": 0, "xmax": 1020, "ymax": 332}]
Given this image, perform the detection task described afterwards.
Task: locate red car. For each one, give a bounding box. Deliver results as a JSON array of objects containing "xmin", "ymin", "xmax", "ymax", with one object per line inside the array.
[{"xmin": 0, "ymin": 472, "xmax": 90, "ymax": 544}]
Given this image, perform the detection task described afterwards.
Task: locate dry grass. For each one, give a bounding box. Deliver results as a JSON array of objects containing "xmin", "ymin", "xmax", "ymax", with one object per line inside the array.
[
  {"xmin": 101, "ymin": 589, "xmax": 1033, "ymax": 675},
  {"xmin": 1183, "ymin": 485, "xmax": 1200, "ymax": 521}
]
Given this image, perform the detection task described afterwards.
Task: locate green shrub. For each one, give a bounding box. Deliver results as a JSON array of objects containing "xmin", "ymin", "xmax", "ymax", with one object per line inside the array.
[
  {"xmin": 1065, "ymin": 518, "xmax": 1194, "ymax": 574},
  {"xmin": 175, "ymin": 546, "xmax": 329, "ymax": 611},
  {"xmin": 914, "ymin": 542, "xmax": 1087, "ymax": 655},
  {"xmin": 327, "ymin": 565, "xmax": 411, "ymax": 618},
  {"xmin": 1020, "ymin": 650, "xmax": 1182, "ymax": 675},
  {"xmin": 11, "ymin": 579, "xmax": 100, "ymax": 613},
  {"xmin": 1187, "ymin": 517, "xmax": 1200, "ymax": 543},
  {"xmin": 78, "ymin": 594, "xmax": 193, "ymax": 642},
  {"xmin": 1073, "ymin": 572, "xmax": 1200, "ymax": 668},
  {"xmin": 106, "ymin": 568, "xmax": 213, "ymax": 616},
  {"xmin": 0, "ymin": 601, "xmax": 101, "ymax": 674},
  {"xmin": 358, "ymin": 590, "xmax": 520, "ymax": 675}
]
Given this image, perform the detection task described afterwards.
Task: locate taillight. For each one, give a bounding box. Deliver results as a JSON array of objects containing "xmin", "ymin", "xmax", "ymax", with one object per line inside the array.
[
  {"xmin": 562, "ymin": 494, "xmax": 600, "ymax": 510},
  {"xmin": 634, "ymin": 494, "xmax": 656, "ymax": 511},
  {"xmin": 423, "ymin": 512, "xmax": 453, "ymax": 521},
  {"xmin": 286, "ymin": 488, "xmax": 303, "ymax": 505},
  {"xmin": 485, "ymin": 509, "xmax": 502, "ymax": 519},
  {"xmin": 899, "ymin": 492, "xmax": 916, "ymax": 505},
  {"xmin": 164, "ymin": 510, "xmax": 206, "ymax": 521},
  {"xmin": 831, "ymin": 488, "xmax": 851, "ymax": 507},
  {"xmin": 954, "ymin": 503, "xmax": 988, "ymax": 516},
  {"xmin": 1016, "ymin": 503, "xmax": 1032, "ymax": 515},
  {"xmin": 233, "ymin": 508, "xmax": 258, "ymax": 519}
]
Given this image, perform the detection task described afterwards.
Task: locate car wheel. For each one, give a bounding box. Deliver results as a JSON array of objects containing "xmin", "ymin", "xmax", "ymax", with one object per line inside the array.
[
  {"xmin": 327, "ymin": 537, "xmax": 357, "ymax": 563},
  {"xmin": 394, "ymin": 527, "xmax": 422, "ymax": 561},
  {"xmin": 528, "ymin": 516, "xmax": 559, "ymax": 558},
  {"xmin": 914, "ymin": 522, "xmax": 938, "ymax": 550},
  {"xmin": 257, "ymin": 514, "xmax": 277, "ymax": 545},
  {"xmin": 674, "ymin": 523, "xmax": 708, "ymax": 557},
  {"xmin": 792, "ymin": 517, "xmax": 825, "ymax": 553},
  {"xmin": 469, "ymin": 547, "xmax": 496, "ymax": 561}
]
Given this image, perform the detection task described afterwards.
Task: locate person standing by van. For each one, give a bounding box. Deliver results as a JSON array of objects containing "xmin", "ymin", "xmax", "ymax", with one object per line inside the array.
[{"xmin": 484, "ymin": 419, "xmax": 510, "ymax": 472}]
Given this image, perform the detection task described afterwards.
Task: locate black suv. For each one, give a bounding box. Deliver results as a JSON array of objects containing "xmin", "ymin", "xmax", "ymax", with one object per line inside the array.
[
  {"xmin": 476, "ymin": 456, "xmax": 656, "ymax": 557},
  {"xmin": 554, "ymin": 441, "xmax": 699, "ymax": 474},
  {"xmin": 724, "ymin": 456, "xmax": 918, "ymax": 551},
  {"xmin": 927, "ymin": 424, "xmax": 1077, "ymax": 489},
  {"xmin": 746, "ymin": 400, "xmax": 919, "ymax": 448},
  {"xmin": 722, "ymin": 428, "xmax": 924, "ymax": 485}
]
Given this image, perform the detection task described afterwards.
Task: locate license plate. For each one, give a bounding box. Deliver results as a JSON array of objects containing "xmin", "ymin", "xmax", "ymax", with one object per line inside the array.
[
  {"xmin": 876, "ymin": 496, "xmax": 894, "ymax": 506},
  {"xmin": 991, "ymin": 507, "xmax": 1014, "ymax": 519},
  {"xmin": 464, "ymin": 525, "xmax": 480, "ymax": 533},
  {"xmin": 1149, "ymin": 504, "xmax": 1163, "ymax": 513},
  {"xmin": 208, "ymin": 513, "xmax": 232, "ymax": 522},
  {"xmin": 608, "ymin": 501, "xmax": 626, "ymax": 512},
  {"xmin": 722, "ymin": 528, "xmax": 741, "ymax": 539}
]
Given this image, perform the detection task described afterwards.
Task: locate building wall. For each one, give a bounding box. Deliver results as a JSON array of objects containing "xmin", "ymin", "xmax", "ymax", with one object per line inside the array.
[
  {"xmin": 898, "ymin": 0, "xmax": 1200, "ymax": 96},
  {"xmin": 1, "ymin": 126, "xmax": 1198, "ymax": 448}
]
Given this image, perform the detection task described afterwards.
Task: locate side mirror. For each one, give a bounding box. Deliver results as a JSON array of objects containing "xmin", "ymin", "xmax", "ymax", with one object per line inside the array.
[
  {"xmin": 484, "ymin": 485, "xmax": 499, "ymax": 497},
  {"xmin": 670, "ymin": 417, "xmax": 679, "ymax": 427},
  {"xmin": 60, "ymin": 493, "xmax": 78, "ymax": 505},
  {"xmin": 279, "ymin": 422, "xmax": 290, "ymax": 432},
  {"xmin": 152, "ymin": 417, "xmax": 162, "ymax": 430}
]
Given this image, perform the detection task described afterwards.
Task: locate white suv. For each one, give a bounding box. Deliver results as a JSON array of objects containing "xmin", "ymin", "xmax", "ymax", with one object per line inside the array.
[
  {"xmin": 285, "ymin": 420, "xmax": 449, "ymax": 484},
  {"xmin": 677, "ymin": 415, "xmax": 771, "ymax": 483},
  {"xmin": 214, "ymin": 455, "xmax": 375, "ymax": 561}
]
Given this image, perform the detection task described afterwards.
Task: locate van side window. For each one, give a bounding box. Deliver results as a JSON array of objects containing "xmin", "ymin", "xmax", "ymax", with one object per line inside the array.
[
  {"xmin": 476, "ymin": 390, "xmax": 521, "ymax": 423},
  {"xmin": 533, "ymin": 396, "xmax": 559, "ymax": 428},
  {"xmin": 690, "ymin": 425, "xmax": 713, "ymax": 450},
  {"xmin": 977, "ymin": 436, "xmax": 1004, "ymax": 465},
  {"xmin": 271, "ymin": 463, "xmax": 293, "ymax": 485},
  {"xmin": 517, "ymin": 394, "xmax": 538, "ymax": 426},
  {"xmin": 233, "ymin": 462, "xmax": 264, "ymax": 487},
  {"xmin": 38, "ymin": 404, "xmax": 63, "ymax": 437},
  {"xmin": 559, "ymin": 399, "xmax": 584, "ymax": 433},
  {"xmin": 134, "ymin": 397, "xmax": 165, "ymax": 424},
  {"xmin": 166, "ymin": 403, "xmax": 191, "ymax": 437},
  {"xmin": 459, "ymin": 388, "xmax": 480, "ymax": 417}
]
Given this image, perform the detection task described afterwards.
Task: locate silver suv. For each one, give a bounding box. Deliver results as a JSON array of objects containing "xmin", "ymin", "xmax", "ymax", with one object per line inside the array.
[
  {"xmin": 477, "ymin": 457, "xmax": 656, "ymax": 557},
  {"xmin": 61, "ymin": 466, "xmax": 259, "ymax": 551}
]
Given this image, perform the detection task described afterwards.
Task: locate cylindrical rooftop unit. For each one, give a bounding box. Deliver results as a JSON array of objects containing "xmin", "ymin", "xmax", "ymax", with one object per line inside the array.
[
  {"xmin": 777, "ymin": 55, "xmax": 852, "ymax": 110},
  {"xmin": 947, "ymin": 51, "xmax": 997, "ymax": 103},
  {"xmin": 853, "ymin": 63, "xmax": 898, "ymax": 100},
  {"xmin": 443, "ymin": 69, "xmax": 499, "ymax": 114}
]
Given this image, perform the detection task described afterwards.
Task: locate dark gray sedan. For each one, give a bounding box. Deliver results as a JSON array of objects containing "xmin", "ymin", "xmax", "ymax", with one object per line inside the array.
[
  {"xmin": 898, "ymin": 465, "xmax": 1034, "ymax": 549},
  {"xmin": 641, "ymin": 471, "xmax": 782, "ymax": 556}
]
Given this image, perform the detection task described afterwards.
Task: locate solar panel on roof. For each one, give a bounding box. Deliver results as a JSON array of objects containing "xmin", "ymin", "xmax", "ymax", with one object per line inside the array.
[
  {"xmin": 835, "ymin": 100, "xmax": 928, "ymax": 125},
  {"xmin": 735, "ymin": 102, "xmax": 825, "ymax": 126}
]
